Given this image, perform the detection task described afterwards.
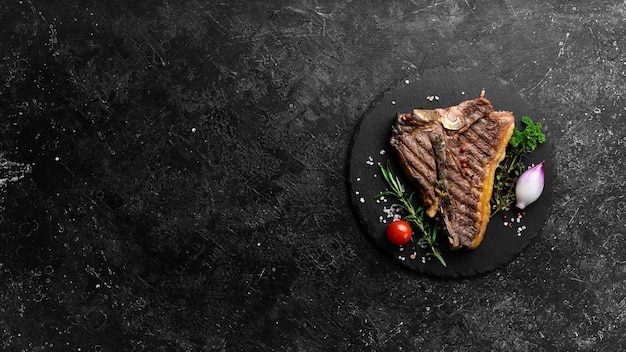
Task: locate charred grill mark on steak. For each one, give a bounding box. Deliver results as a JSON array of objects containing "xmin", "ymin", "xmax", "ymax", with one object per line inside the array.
[{"xmin": 390, "ymin": 96, "xmax": 515, "ymax": 250}]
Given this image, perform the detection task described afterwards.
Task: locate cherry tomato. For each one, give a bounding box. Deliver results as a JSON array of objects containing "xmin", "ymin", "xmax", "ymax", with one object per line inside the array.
[{"xmin": 386, "ymin": 220, "xmax": 412, "ymax": 245}]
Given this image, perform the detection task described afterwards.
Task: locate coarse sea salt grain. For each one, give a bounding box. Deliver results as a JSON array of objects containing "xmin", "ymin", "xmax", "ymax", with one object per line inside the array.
[
  {"xmin": 382, "ymin": 206, "xmax": 396, "ymax": 218},
  {"xmin": 379, "ymin": 149, "xmax": 385, "ymax": 155},
  {"xmin": 381, "ymin": 205, "xmax": 403, "ymax": 222},
  {"xmin": 359, "ymin": 197, "xmax": 365, "ymax": 203}
]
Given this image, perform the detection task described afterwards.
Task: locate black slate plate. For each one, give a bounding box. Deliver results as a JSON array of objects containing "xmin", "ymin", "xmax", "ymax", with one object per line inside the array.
[{"xmin": 349, "ymin": 69, "xmax": 555, "ymax": 278}]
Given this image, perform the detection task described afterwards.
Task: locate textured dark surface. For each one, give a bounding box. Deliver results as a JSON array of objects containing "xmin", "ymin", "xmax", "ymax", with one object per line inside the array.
[{"xmin": 0, "ymin": 1, "xmax": 625, "ymax": 351}]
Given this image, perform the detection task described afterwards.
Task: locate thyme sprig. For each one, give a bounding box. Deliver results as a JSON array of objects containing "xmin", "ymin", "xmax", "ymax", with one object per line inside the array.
[
  {"xmin": 433, "ymin": 134, "xmax": 455, "ymax": 213},
  {"xmin": 375, "ymin": 161, "xmax": 447, "ymax": 267}
]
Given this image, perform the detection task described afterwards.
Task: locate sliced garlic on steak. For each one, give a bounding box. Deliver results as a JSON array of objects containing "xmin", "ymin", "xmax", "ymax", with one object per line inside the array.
[
  {"xmin": 440, "ymin": 108, "xmax": 465, "ymax": 130},
  {"xmin": 412, "ymin": 109, "xmax": 438, "ymax": 122}
]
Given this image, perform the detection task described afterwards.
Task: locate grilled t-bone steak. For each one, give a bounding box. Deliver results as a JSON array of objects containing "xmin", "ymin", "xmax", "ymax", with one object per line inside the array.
[{"xmin": 390, "ymin": 94, "xmax": 515, "ymax": 250}]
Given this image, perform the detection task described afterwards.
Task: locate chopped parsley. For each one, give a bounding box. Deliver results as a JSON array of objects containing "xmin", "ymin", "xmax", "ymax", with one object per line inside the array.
[{"xmin": 509, "ymin": 116, "xmax": 547, "ymax": 155}]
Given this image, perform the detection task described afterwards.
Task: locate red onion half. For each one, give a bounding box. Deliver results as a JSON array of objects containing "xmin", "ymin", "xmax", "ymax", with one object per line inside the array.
[{"xmin": 515, "ymin": 162, "xmax": 545, "ymax": 210}]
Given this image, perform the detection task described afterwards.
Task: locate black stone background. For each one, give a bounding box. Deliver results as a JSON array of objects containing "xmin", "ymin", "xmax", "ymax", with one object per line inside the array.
[{"xmin": 0, "ymin": 1, "xmax": 624, "ymax": 351}]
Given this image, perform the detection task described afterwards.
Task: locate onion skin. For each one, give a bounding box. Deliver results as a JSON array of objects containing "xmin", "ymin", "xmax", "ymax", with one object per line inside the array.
[{"xmin": 515, "ymin": 162, "xmax": 544, "ymax": 209}]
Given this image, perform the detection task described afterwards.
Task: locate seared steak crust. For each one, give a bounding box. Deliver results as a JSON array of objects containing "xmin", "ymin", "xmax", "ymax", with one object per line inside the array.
[{"xmin": 390, "ymin": 97, "xmax": 515, "ymax": 250}]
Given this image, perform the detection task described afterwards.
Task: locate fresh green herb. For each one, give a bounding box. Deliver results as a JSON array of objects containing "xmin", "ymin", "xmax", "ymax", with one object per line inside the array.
[
  {"xmin": 433, "ymin": 134, "xmax": 454, "ymax": 213},
  {"xmin": 375, "ymin": 161, "xmax": 447, "ymax": 267},
  {"xmin": 510, "ymin": 116, "xmax": 546, "ymax": 152},
  {"xmin": 491, "ymin": 116, "xmax": 546, "ymax": 213}
]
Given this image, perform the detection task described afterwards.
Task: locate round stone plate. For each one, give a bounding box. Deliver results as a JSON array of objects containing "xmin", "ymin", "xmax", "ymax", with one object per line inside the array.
[{"xmin": 349, "ymin": 69, "xmax": 555, "ymax": 278}]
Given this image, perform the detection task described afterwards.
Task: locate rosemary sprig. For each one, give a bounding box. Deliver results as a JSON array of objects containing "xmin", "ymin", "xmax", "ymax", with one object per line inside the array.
[{"xmin": 375, "ymin": 161, "xmax": 447, "ymax": 267}]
